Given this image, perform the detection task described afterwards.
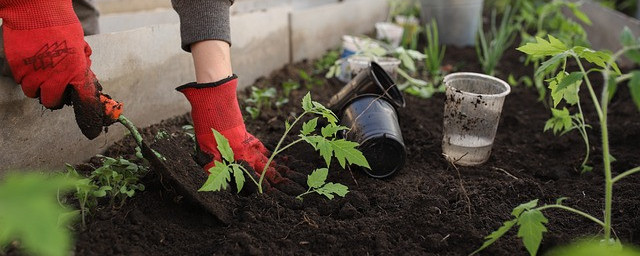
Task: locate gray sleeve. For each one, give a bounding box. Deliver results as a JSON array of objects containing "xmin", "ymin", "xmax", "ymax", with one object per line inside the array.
[{"xmin": 171, "ymin": 0, "xmax": 234, "ymax": 52}]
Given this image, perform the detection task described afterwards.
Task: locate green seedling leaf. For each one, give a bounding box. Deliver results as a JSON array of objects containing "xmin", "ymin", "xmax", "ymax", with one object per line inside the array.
[
  {"xmin": 512, "ymin": 199, "xmax": 539, "ymax": 217},
  {"xmin": 0, "ymin": 173, "xmax": 78, "ymax": 256},
  {"xmin": 307, "ymin": 168, "xmax": 329, "ymax": 189},
  {"xmin": 471, "ymin": 219, "xmax": 517, "ymax": 255},
  {"xmin": 621, "ymin": 27, "xmax": 637, "ymax": 47},
  {"xmin": 581, "ymin": 164, "xmax": 593, "ymax": 173},
  {"xmin": 517, "ymin": 35, "xmax": 568, "ymax": 57},
  {"xmin": 326, "ymin": 65, "xmax": 336, "ymax": 78},
  {"xmin": 547, "ymin": 240, "xmax": 640, "ymax": 256},
  {"xmin": 556, "ymin": 197, "xmax": 568, "ymax": 205},
  {"xmin": 329, "ymin": 139, "xmax": 370, "ymax": 169},
  {"xmin": 310, "ymin": 101, "xmax": 338, "ymax": 124},
  {"xmin": 629, "ymin": 71, "xmax": 640, "ymax": 111},
  {"xmin": 548, "ymin": 72, "xmax": 580, "ymax": 107},
  {"xmin": 516, "ymin": 209, "xmax": 548, "ymax": 256},
  {"xmin": 302, "ymin": 92, "xmax": 313, "ymax": 111},
  {"xmin": 301, "ymin": 117, "xmax": 319, "ymax": 136},
  {"xmin": 315, "ymin": 182, "xmax": 349, "ymax": 199},
  {"xmin": 556, "ymin": 72, "xmax": 583, "ymax": 92},
  {"xmin": 535, "ymin": 52, "xmax": 568, "ymax": 78},
  {"xmin": 231, "ymin": 165, "xmax": 245, "ymax": 193},
  {"xmin": 212, "ymin": 129, "xmax": 234, "ymax": 162},
  {"xmin": 199, "ymin": 162, "xmax": 231, "ymax": 192},
  {"xmin": 567, "ymin": 3, "xmax": 592, "ymax": 25},
  {"xmin": 321, "ymin": 123, "xmax": 348, "ymax": 138},
  {"xmin": 544, "ymin": 108, "xmax": 573, "ymax": 135},
  {"xmin": 574, "ymin": 47, "xmax": 620, "ymax": 74}
]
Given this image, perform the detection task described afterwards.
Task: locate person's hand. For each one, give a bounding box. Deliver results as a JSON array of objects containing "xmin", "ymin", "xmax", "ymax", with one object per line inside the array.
[{"xmin": 0, "ymin": 0, "xmax": 122, "ymax": 139}]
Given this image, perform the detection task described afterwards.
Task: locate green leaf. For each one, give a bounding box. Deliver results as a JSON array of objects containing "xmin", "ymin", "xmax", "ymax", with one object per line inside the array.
[
  {"xmin": 574, "ymin": 47, "xmax": 620, "ymax": 74},
  {"xmin": 517, "ymin": 209, "xmax": 548, "ymax": 256},
  {"xmin": 212, "ymin": 129, "xmax": 234, "ymax": 162},
  {"xmin": 517, "ymin": 35, "xmax": 568, "ymax": 57},
  {"xmin": 321, "ymin": 123, "xmax": 348, "ymax": 138},
  {"xmin": 620, "ymin": 27, "xmax": 636, "ymax": 47},
  {"xmin": 547, "ymin": 240, "xmax": 640, "ymax": 256},
  {"xmin": 0, "ymin": 173, "xmax": 78, "ymax": 256},
  {"xmin": 199, "ymin": 162, "xmax": 231, "ymax": 192},
  {"xmin": 317, "ymin": 139, "xmax": 334, "ymax": 167},
  {"xmin": 629, "ymin": 71, "xmax": 640, "ymax": 111},
  {"xmin": 399, "ymin": 51, "xmax": 416, "ymax": 72},
  {"xmin": 567, "ymin": 3, "xmax": 591, "ymax": 25},
  {"xmin": 556, "ymin": 72, "xmax": 583, "ymax": 92},
  {"xmin": 326, "ymin": 65, "xmax": 336, "ymax": 78},
  {"xmin": 301, "ymin": 117, "xmax": 319, "ymax": 136},
  {"xmin": 544, "ymin": 108, "xmax": 573, "ymax": 135},
  {"xmin": 316, "ymin": 182, "xmax": 349, "ymax": 199},
  {"xmin": 535, "ymin": 52, "xmax": 567, "ymax": 78},
  {"xmin": 302, "ymin": 92, "xmax": 313, "ymax": 111},
  {"xmin": 548, "ymin": 72, "xmax": 581, "ymax": 107},
  {"xmin": 470, "ymin": 219, "xmax": 518, "ymax": 255},
  {"xmin": 231, "ymin": 165, "xmax": 245, "ymax": 193},
  {"xmin": 329, "ymin": 139, "xmax": 370, "ymax": 169},
  {"xmin": 307, "ymin": 168, "xmax": 328, "ymax": 189},
  {"xmin": 512, "ymin": 199, "xmax": 539, "ymax": 217},
  {"xmin": 556, "ymin": 197, "xmax": 568, "ymax": 205}
]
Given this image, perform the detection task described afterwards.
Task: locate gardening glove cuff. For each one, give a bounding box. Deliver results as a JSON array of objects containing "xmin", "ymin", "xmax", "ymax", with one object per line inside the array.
[
  {"xmin": 176, "ymin": 75, "xmax": 271, "ymax": 175},
  {"xmin": 0, "ymin": 0, "xmax": 123, "ymax": 139}
]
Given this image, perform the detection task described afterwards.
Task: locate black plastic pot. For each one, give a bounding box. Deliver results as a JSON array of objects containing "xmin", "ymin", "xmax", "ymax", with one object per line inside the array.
[
  {"xmin": 328, "ymin": 62, "xmax": 405, "ymax": 116},
  {"xmin": 339, "ymin": 95, "xmax": 406, "ymax": 178}
]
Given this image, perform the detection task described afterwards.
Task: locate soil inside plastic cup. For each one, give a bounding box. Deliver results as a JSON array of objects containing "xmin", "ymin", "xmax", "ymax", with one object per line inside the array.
[{"xmin": 441, "ymin": 72, "xmax": 510, "ymax": 166}]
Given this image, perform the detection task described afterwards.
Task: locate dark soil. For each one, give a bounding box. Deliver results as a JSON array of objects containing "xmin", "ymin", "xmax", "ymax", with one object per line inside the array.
[{"xmin": 68, "ymin": 45, "xmax": 640, "ymax": 255}]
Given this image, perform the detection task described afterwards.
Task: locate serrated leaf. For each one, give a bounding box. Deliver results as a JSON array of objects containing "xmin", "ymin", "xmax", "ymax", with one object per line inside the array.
[
  {"xmin": 575, "ymin": 47, "xmax": 620, "ymax": 74},
  {"xmin": 199, "ymin": 162, "xmax": 231, "ymax": 192},
  {"xmin": 517, "ymin": 35, "xmax": 568, "ymax": 57},
  {"xmin": 316, "ymin": 182, "xmax": 349, "ymax": 199},
  {"xmin": 329, "ymin": 139, "xmax": 370, "ymax": 169},
  {"xmin": 517, "ymin": 209, "xmax": 548, "ymax": 256},
  {"xmin": 307, "ymin": 168, "xmax": 328, "ymax": 189},
  {"xmin": 302, "ymin": 92, "xmax": 313, "ymax": 111},
  {"xmin": 545, "ymin": 108, "xmax": 573, "ymax": 135},
  {"xmin": 471, "ymin": 219, "xmax": 518, "ymax": 255},
  {"xmin": 557, "ymin": 72, "xmax": 583, "ymax": 92},
  {"xmin": 321, "ymin": 123, "xmax": 348, "ymax": 138},
  {"xmin": 629, "ymin": 71, "xmax": 640, "ymax": 111},
  {"xmin": 535, "ymin": 52, "xmax": 567, "ymax": 78},
  {"xmin": 549, "ymin": 73, "xmax": 581, "ymax": 107},
  {"xmin": 231, "ymin": 165, "xmax": 245, "ymax": 193},
  {"xmin": 301, "ymin": 117, "xmax": 318, "ymax": 136},
  {"xmin": 285, "ymin": 120, "xmax": 291, "ymax": 131},
  {"xmin": 512, "ymin": 199, "xmax": 539, "ymax": 217},
  {"xmin": 317, "ymin": 139, "xmax": 334, "ymax": 167},
  {"xmin": 212, "ymin": 129, "xmax": 234, "ymax": 162}
]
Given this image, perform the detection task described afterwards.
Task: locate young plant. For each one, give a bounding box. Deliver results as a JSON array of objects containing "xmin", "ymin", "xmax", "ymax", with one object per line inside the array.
[
  {"xmin": 200, "ymin": 92, "xmax": 370, "ymax": 194},
  {"xmin": 296, "ymin": 168, "xmax": 348, "ymax": 201},
  {"xmin": 476, "ymin": 5, "xmax": 518, "ymax": 76},
  {"xmin": 472, "ymin": 31, "xmax": 640, "ymax": 255},
  {"xmin": 314, "ymin": 49, "xmax": 340, "ymax": 73},
  {"xmin": 244, "ymin": 86, "xmax": 276, "ymax": 119},
  {"xmin": 423, "ymin": 19, "xmax": 446, "ymax": 82},
  {"xmin": 299, "ymin": 70, "xmax": 323, "ymax": 90},
  {"xmin": 281, "ymin": 79, "xmax": 300, "ymax": 98},
  {"xmin": 89, "ymin": 155, "xmax": 147, "ymax": 208},
  {"xmin": 64, "ymin": 164, "xmax": 106, "ymax": 227},
  {"xmin": 0, "ymin": 172, "xmax": 78, "ymax": 256}
]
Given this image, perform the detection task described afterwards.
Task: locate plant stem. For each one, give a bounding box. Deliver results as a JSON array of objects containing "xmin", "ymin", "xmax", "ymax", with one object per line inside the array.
[
  {"xmin": 258, "ymin": 111, "xmax": 310, "ymax": 193},
  {"xmin": 117, "ymin": 115, "xmax": 144, "ymax": 149},
  {"xmin": 230, "ymin": 164, "xmax": 259, "ymax": 188},
  {"xmin": 574, "ymin": 56, "xmax": 604, "ymax": 120},
  {"xmin": 536, "ymin": 204, "xmax": 605, "ymax": 227},
  {"xmin": 612, "ymin": 167, "xmax": 640, "ymax": 183},
  {"xmin": 274, "ymin": 138, "xmax": 305, "ymax": 155},
  {"xmin": 574, "ymin": 96, "xmax": 591, "ymax": 170}
]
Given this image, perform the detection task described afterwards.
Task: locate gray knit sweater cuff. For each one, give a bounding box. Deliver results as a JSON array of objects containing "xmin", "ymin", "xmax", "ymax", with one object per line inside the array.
[{"xmin": 171, "ymin": 0, "xmax": 234, "ymax": 52}]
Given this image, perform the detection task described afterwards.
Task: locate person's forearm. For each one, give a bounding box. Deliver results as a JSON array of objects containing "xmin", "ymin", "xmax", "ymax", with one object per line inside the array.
[{"xmin": 191, "ymin": 40, "xmax": 233, "ymax": 83}]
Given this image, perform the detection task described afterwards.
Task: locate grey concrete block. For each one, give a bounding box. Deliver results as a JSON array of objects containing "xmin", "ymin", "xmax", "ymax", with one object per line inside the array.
[
  {"xmin": 100, "ymin": 8, "xmax": 179, "ymax": 33},
  {"xmin": 95, "ymin": 0, "xmax": 172, "ymax": 14},
  {"xmin": 231, "ymin": 7, "xmax": 291, "ymax": 88},
  {"xmin": 290, "ymin": 0, "xmax": 388, "ymax": 63}
]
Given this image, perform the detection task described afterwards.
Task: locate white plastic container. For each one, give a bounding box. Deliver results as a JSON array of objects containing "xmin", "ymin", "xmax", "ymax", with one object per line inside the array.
[
  {"xmin": 420, "ymin": 0, "xmax": 484, "ymax": 46},
  {"xmin": 375, "ymin": 22, "xmax": 404, "ymax": 48},
  {"xmin": 441, "ymin": 72, "xmax": 510, "ymax": 166},
  {"xmin": 347, "ymin": 56, "xmax": 401, "ymax": 80}
]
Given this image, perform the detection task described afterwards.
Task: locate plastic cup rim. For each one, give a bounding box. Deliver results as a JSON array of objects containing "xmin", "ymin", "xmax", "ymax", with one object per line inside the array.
[{"xmin": 443, "ymin": 72, "xmax": 511, "ymax": 99}]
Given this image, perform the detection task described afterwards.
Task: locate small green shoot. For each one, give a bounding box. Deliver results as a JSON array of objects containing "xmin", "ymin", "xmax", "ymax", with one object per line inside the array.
[
  {"xmin": 296, "ymin": 168, "xmax": 349, "ymax": 200},
  {"xmin": 0, "ymin": 172, "xmax": 78, "ymax": 256},
  {"xmin": 244, "ymin": 86, "xmax": 276, "ymax": 119},
  {"xmin": 476, "ymin": 5, "xmax": 518, "ymax": 76}
]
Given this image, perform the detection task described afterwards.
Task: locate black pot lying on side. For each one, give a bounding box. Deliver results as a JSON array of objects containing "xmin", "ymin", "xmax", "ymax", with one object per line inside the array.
[
  {"xmin": 328, "ymin": 62, "xmax": 405, "ymax": 117},
  {"xmin": 338, "ymin": 95, "xmax": 406, "ymax": 178}
]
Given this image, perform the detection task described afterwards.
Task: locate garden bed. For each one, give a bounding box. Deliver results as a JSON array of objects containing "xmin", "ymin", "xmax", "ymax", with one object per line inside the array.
[{"xmin": 71, "ymin": 45, "xmax": 640, "ymax": 255}]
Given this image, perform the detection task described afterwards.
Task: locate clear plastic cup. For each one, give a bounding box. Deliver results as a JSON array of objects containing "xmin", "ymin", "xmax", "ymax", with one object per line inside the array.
[
  {"xmin": 441, "ymin": 72, "xmax": 510, "ymax": 166},
  {"xmin": 347, "ymin": 56, "xmax": 401, "ymax": 80}
]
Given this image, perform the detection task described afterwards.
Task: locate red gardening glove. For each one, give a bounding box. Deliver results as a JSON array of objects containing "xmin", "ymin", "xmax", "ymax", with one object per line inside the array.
[
  {"xmin": 0, "ymin": 0, "xmax": 122, "ymax": 139},
  {"xmin": 177, "ymin": 76, "xmax": 278, "ymax": 180}
]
